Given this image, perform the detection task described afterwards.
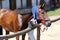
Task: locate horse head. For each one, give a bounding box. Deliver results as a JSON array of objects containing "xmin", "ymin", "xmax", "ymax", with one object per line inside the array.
[{"xmin": 37, "ymin": 7, "xmax": 51, "ymax": 27}]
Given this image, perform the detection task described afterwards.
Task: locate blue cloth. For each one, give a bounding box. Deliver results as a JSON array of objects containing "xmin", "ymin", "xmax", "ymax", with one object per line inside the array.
[
  {"xmin": 32, "ymin": 6, "xmax": 41, "ymax": 24},
  {"xmin": 32, "ymin": 6, "xmax": 38, "ymax": 19}
]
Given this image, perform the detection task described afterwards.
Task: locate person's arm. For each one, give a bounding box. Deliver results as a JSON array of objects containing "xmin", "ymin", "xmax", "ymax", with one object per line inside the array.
[{"xmin": 30, "ymin": 21, "xmax": 41, "ymax": 27}]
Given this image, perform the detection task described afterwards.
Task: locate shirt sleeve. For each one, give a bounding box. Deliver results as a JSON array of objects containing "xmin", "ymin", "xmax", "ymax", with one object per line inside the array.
[
  {"xmin": 30, "ymin": 18, "xmax": 37, "ymax": 24},
  {"xmin": 32, "ymin": 6, "xmax": 38, "ymax": 19}
]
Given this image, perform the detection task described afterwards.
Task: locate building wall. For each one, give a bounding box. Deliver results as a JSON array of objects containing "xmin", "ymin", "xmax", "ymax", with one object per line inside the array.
[
  {"xmin": 1, "ymin": 0, "xmax": 60, "ymax": 9},
  {"xmin": 1, "ymin": 0, "xmax": 50, "ymax": 9},
  {"xmin": 45, "ymin": 0, "xmax": 51, "ymax": 10},
  {"xmin": 32, "ymin": 0, "xmax": 36, "ymax": 6},
  {"xmin": 2, "ymin": 0, "xmax": 9, "ymax": 9},
  {"xmin": 0, "ymin": 1, "xmax": 2, "ymax": 9},
  {"xmin": 16, "ymin": 0, "xmax": 21, "ymax": 8},
  {"xmin": 1, "ymin": 0, "xmax": 40, "ymax": 9}
]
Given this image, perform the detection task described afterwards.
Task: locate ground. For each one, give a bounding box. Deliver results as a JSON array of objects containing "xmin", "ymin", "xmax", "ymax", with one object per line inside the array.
[
  {"xmin": 40, "ymin": 20, "xmax": 60, "ymax": 40},
  {"xmin": 2, "ymin": 15, "xmax": 60, "ymax": 40}
]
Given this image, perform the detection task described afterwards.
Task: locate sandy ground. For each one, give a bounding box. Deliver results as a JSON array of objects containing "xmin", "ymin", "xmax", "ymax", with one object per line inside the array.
[
  {"xmin": 40, "ymin": 15, "xmax": 60, "ymax": 40},
  {"xmin": 40, "ymin": 20, "xmax": 60, "ymax": 40},
  {"xmin": 2, "ymin": 15, "xmax": 60, "ymax": 40}
]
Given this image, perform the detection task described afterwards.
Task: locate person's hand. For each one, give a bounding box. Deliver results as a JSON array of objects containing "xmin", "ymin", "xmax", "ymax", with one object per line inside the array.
[
  {"xmin": 39, "ymin": 23, "xmax": 48, "ymax": 32},
  {"xmin": 40, "ymin": 26, "xmax": 48, "ymax": 32}
]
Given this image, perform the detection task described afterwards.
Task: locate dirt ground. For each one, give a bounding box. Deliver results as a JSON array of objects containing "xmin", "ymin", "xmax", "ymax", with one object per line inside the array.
[
  {"xmin": 40, "ymin": 15, "xmax": 60, "ymax": 40},
  {"xmin": 40, "ymin": 20, "xmax": 60, "ymax": 40},
  {"xmin": 2, "ymin": 15, "xmax": 60, "ymax": 40}
]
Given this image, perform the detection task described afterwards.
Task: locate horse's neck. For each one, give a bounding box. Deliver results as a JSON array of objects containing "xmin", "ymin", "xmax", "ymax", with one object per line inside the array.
[
  {"xmin": 17, "ymin": 13, "xmax": 32, "ymax": 30},
  {"xmin": 17, "ymin": 13, "xmax": 32, "ymax": 26},
  {"xmin": 22, "ymin": 13, "xmax": 32, "ymax": 23}
]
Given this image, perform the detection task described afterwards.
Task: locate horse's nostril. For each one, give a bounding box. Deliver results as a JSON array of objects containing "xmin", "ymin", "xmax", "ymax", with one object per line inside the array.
[{"xmin": 45, "ymin": 20, "xmax": 51, "ymax": 27}]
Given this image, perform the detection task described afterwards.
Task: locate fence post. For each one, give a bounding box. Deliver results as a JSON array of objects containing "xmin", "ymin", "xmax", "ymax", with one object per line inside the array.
[
  {"xmin": 37, "ymin": 26, "xmax": 40, "ymax": 40},
  {"xmin": 27, "ymin": 0, "xmax": 32, "ymax": 8},
  {"xmin": 9, "ymin": 0, "xmax": 16, "ymax": 10}
]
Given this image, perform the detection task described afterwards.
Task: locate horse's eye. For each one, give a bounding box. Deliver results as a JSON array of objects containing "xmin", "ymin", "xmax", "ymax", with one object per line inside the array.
[
  {"xmin": 38, "ymin": 11, "xmax": 40, "ymax": 12},
  {"xmin": 42, "ymin": 12, "xmax": 44, "ymax": 14}
]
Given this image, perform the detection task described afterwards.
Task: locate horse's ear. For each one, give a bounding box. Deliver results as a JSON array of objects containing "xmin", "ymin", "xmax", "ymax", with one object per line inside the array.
[
  {"xmin": 39, "ymin": 5, "xmax": 42, "ymax": 8},
  {"xmin": 42, "ymin": 3, "xmax": 45, "ymax": 7}
]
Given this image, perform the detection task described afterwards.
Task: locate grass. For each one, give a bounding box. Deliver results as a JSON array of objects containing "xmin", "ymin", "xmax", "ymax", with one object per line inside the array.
[{"xmin": 47, "ymin": 7, "xmax": 60, "ymax": 16}]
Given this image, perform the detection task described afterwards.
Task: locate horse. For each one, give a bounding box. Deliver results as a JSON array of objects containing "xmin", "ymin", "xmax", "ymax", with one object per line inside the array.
[{"xmin": 0, "ymin": 4, "xmax": 51, "ymax": 40}]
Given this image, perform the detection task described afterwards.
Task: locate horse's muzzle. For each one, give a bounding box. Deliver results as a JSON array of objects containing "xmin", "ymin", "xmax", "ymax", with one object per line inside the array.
[{"xmin": 45, "ymin": 19, "xmax": 51, "ymax": 27}]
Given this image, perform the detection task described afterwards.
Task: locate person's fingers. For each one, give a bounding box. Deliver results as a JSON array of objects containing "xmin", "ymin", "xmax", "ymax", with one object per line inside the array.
[
  {"xmin": 42, "ymin": 28, "xmax": 46, "ymax": 32},
  {"xmin": 40, "ymin": 26, "xmax": 45, "ymax": 32},
  {"xmin": 45, "ymin": 26, "xmax": 48, "ymax": 30},
  {"xmin": 40, "ymin": 26, "xmax": 48, "ymax": 32},
  {"xmin": 40, "ymin": 28, "xmax": 44, "ymax": 32}
]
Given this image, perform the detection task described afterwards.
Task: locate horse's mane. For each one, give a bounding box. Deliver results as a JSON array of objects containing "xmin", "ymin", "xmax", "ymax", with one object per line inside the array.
[{"xmin": 17, "ymin": 8, "xmax": 32, "ymax": 15}]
